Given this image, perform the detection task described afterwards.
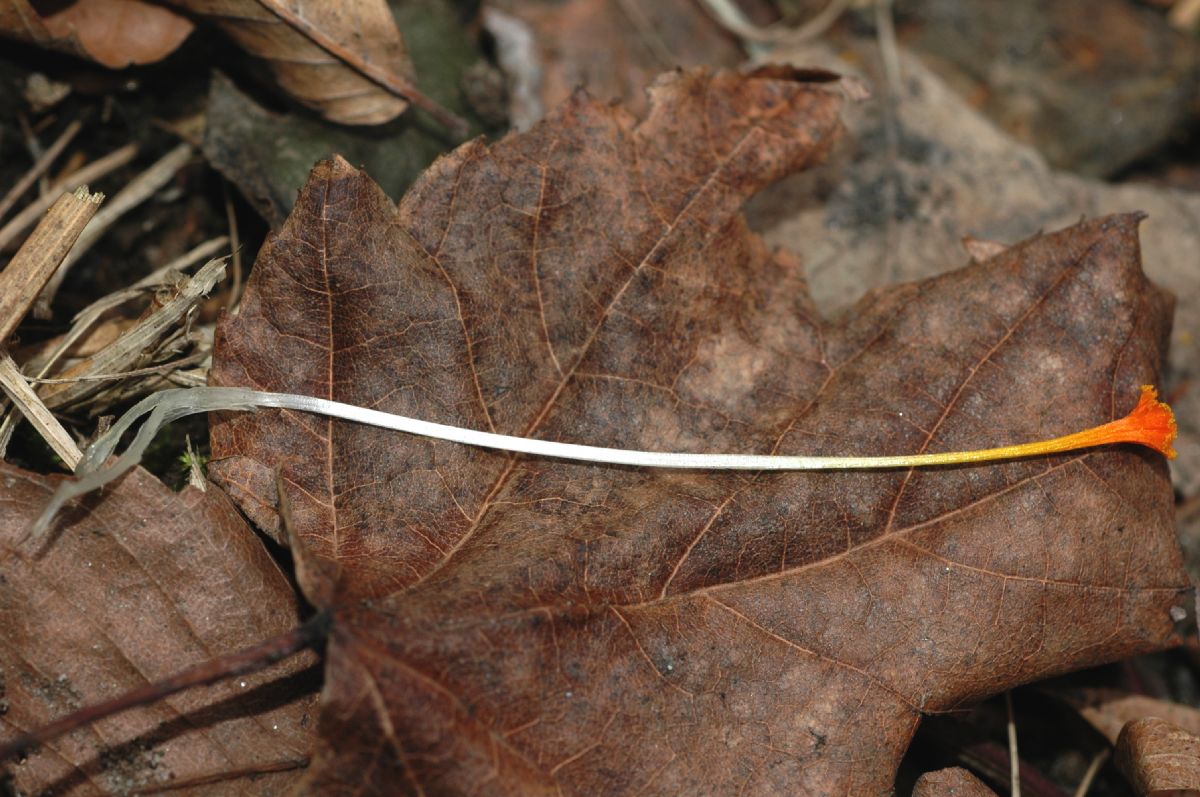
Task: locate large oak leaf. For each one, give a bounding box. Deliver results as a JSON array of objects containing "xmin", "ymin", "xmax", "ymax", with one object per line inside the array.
[{"xmin": 209, "ymin": 69, "xmax": 1189, "ymax": 793}]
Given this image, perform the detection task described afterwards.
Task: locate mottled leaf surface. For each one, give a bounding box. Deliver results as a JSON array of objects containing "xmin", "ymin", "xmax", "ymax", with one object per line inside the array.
[
  {"xmin": 913, "ymin": 768, "xmax": 999, "ymax": 797},
  {"xmin": 1117, "ymin": 717, "xmax": 1200, "ymax": 795},
  {"xmin": 0, "ymin": 466, "xmax": 315, "ymax": 795},
  {"xmin": 210, "ymin": 69, "xmax": 1189, "ymax": 794}
]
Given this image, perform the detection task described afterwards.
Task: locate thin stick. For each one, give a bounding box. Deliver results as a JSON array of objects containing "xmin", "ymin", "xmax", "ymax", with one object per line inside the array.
[
  {"xmin": 16, "ymin": 113, "xmax": 47, "ymax": 195},
  {"xmin": 129, "ymin": 757, "xmax": 310, "ymax": 794},
  {"xmin": 36, "ymin": 143, "xmax": 194, "ymax": 315},
  {"xmin": 26, "ymin": 351, "xmax": 208, "ymax": 384},
  {"xmin": 0, "ymin": 237, "xmax": 228, "ymax": 453},
  {"xmin": 1007, "ymin": 690, "xmax": 1021, "ymax": 797},
  {"xmin": 1072, "ymin": 748, "xmax": 1110, "ymax": 797},
  {"xmin": 0, "ymin": 186, "xmax": 104, "ymax": 344},
  {"xmin": 0, "ymin": 612, "xmax": 329, "ymax": 764},
  {"xmin": 0, "ymin": 353, "xmax": 81, "ymax": 468},
  {"xmin": 0, "ymin": 119, "xmax": 82, "ymax": 223},
  {"xmin": 0, "ymin": 406, "xmax": 12, "ymax": 458},
  {"xmin": 41, "ymin": 235, "xmax": 228, "ymax": 374},
  {"xmin": 0, "ymin": 144, "xmax": 137, "ymax": 253},
  {"xmin": 222, "ymin": 180, "xmax": 242, "ymax": 311}
]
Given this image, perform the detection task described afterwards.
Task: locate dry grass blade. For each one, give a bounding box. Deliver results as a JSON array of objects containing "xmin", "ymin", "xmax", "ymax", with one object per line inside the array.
[
  {"xmin": 1008, "ymin": 691, "xmax": 1022, "ymax": 797},
  {"xmin": 0, "ymin": 236, "xmax": 229, "ymax": 454},
  {"xmin": 1074, "ymin": 749, "xmax": 1111, "ymax": 797},
  {"xmin": 37, "ymin": 234, "xmax": 230, "ymax": 375},
  {"xmin": 0, "ymin": 353, "xmax": 81, "ymax": 467},
  {"xmin": 0, "ymin": 118, "xmax": 81, "ymax": 222},
  {"xmin": 0, "ymin": 186, "xmax": 103, "ymax": 467},
  {"xmin": 37, "ymin": 257, "xmax": 227, "ymax": 413},
  {"xmin": 34, "ymin": 142, "xmax": 194, "ymax": 316},
  {"xmin": 0, "ymin": 186, "xmax": 103, "ymax": 344},
  {"xmin": 27, "ymin": 351, "xmax": 208, "ymax": 384},
  {"xmin": 0, "ymin": 143, "xmax": 136, "ymax": 252}
]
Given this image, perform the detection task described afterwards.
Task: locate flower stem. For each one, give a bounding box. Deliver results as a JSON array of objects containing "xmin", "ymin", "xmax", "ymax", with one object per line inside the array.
[
  {"xmin": 27, "ymin": 385, "xmax": 1177, "ymax": 541},
  {"xmin": 249, "ymin": 384, "xmax": 1176, "ymax": 470}
]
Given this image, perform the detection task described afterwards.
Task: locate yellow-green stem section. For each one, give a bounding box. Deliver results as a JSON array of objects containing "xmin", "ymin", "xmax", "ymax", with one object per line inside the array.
[{"xmin": 818, "ymin": 384, "xmax": 1177, "ymax": 469}]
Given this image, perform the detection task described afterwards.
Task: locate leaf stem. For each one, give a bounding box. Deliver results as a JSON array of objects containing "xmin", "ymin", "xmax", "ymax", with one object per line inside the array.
[{"xmin": 0, "ymin": 612, "xmax": 329, "ymax": 764}]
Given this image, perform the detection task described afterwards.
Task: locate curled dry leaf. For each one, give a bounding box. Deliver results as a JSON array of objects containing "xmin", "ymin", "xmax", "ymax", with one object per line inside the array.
[
  {"xmin": 161, "ymin": 0, "xmax": 420, "ymax": 126},
  {"xmin": 913, "ymin": 767, "xmax": 999, "ymax": 797},
  {"xmin": 210, "ymin": 69, "xmax": 1189, "ymax": 793},
  {"xmin": 0, "ymin": 0, "xmax": 193, "ymax": 68},
  {"xmin": 201, "ymin": 0, "xmax": 480, "ymax": 227},
  {"xmin": 1117, "ymin": 717, "xmax": 1200, "ymax": 796},
  {"xmin": 1059, "ymin": 687, "xmax": 1200, "ymax": 746},
  {"xmin": 0, "ymin": 0, "xmax": 439, "ymax": 127},
  {"xmin": 0, "ymin": 464, "xmax": 315, "ymax": 795}
]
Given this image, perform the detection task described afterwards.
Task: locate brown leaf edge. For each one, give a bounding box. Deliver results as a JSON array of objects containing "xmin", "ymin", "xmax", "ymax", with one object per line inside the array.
[
  {"xmin": 913, "ymin": 767, "xmax": 999, "ymax": 797},
  {"xmin": 163, "ymin": 0, "xmax": 466, "ymax": 130},
  {"xmin": 0, "ymin": 0, "xmax": 193, "ymax": 68},
  {"xmin": 1117, "ymin": 717, "xmax": 1200, "ymax": 795}
]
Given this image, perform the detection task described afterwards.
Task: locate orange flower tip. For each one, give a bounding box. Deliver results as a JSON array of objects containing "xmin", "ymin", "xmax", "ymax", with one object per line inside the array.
[
  {"xmin": 1062, "ymin": 385, "xmax": 1176, "ymax": 460},
  {"xmin": 1126, "ymin": 384, "xmax": 1178, "ymax": 459}
]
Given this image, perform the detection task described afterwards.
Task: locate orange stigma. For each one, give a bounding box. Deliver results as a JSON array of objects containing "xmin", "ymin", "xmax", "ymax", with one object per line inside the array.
[{"xmin": 1061, "ymin": 384, "xmax": 1178, "ymax": 459}]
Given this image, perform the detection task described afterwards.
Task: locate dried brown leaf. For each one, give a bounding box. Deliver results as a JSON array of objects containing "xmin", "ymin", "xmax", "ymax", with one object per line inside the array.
[
  {"xmin": 0, "ymin": 0, "xmax": 193, "ymax": 67},
  {"xmin": 1059, "ymin": 688, "xmax": 1200, "ymax": 746},
  {"xmin": 0, "ymin": 464, "xmax": 316, "ymax": 795},
  {"xmin": 0, "ymin": 0, "xmax": 446, "ymax": 127},
  {"xmin": 1117, "ymin": 717, "xmax": 1200, "ymax": 796},
  {"xmin": 163, "ymin": 0, "xmax": 419, "ymax": 125},
  {"xmin": 209, "ymin": 68, "xmax": 1189, "ymax": 794},
  {"xmin": 913, "ymin": 767, "xmax": 999, "ymax": 797}
]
